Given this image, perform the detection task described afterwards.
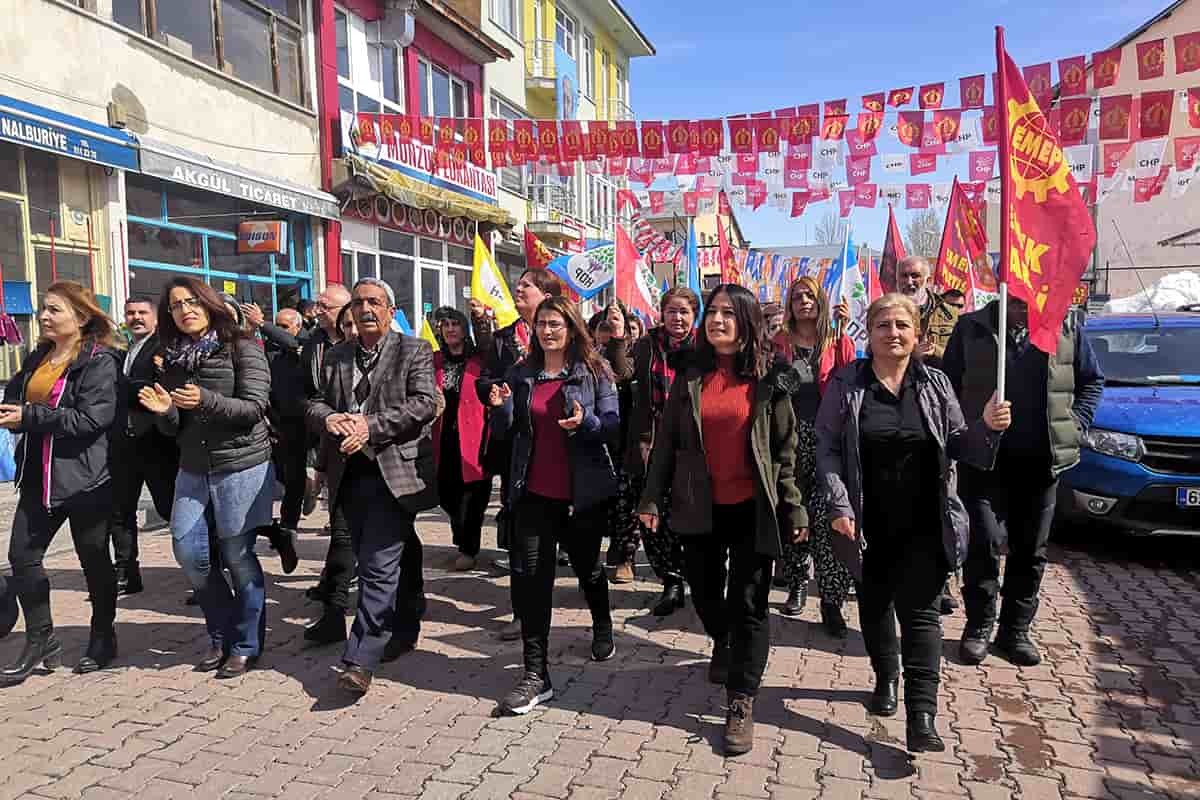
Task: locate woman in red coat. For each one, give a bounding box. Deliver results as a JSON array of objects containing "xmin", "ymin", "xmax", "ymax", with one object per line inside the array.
[
  {"xmin": 433, "ymin": 307, "xmax": 492, "ymax": 571},
  {"xmin": 771, "ymin": 276, "xmax": 857, "ymax": 634}
]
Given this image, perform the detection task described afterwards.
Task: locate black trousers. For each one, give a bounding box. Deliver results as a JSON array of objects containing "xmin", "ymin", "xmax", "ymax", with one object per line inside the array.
[
  {"xmin": 511, "ymin": 493, "xmax": 612, "ymax": 678},
  {"xmin": 439, "ymin": 467, "xmax": 491, "ymax": 558},
  {"xmin": 960, "ymin": 465, "xmax": 1058, "ymax": 634},
  {"xmin": 681, "ymin": 502, "xmax": 773, "ymax": 697},
  {"xmin": 339, "ymin": 464, "xmax": 425, "ymax": 670},
  {"xmin": 107, "ymin": 433, "xmax": 177, "ymax": 574},
  {"xmin": 315, "ymin": 501, "xmax": 356, "ymax": 612},
  {"xmin": 274, "ymin": 417, "xmax": 308, "ymax": 529},
  {"xmin": 857, "ymin": 533, "xmax": 948, "ymax": 716},
  {"xmin": 9, "ymin": 482, "xmax": 116, "ymax": 637}
]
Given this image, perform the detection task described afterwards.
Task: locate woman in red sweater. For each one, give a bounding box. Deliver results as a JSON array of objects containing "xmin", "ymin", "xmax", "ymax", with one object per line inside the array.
[
  {"xmin": 639, "ymin": 284, "xmax": 807, "ymax": 756},
  {"xmin": 771, "ymin": 276, "xmax": 857, "ymax": 632}
]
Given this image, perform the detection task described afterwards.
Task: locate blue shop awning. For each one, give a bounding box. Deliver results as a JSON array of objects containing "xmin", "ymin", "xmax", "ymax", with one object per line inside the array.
[{"xmin": 0, "ymin": 94, "xmax": 137, "ymax": 171}]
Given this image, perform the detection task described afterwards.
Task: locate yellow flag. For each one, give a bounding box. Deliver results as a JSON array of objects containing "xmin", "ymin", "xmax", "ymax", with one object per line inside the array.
[
  {"xmin": 420, "ymin": 318, "xmax": 440, "ymax": 352},
  {"xmin": 470, "ymin": 233, "xmax": 519, "ymax": 329}
]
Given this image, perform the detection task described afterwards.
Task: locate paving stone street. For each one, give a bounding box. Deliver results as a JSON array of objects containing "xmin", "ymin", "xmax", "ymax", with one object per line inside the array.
[{"xmin": 1, "ymin": 500, "xmax": 1198, "ymax": 800}]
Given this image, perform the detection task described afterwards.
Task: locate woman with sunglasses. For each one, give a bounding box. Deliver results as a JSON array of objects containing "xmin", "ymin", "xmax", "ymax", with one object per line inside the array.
[
  {"xmin": 772, "ymin": 276, "xmax": 856, "ymax": 634},
  {"xmin": 639, "ymin": 284, "xmax": 807, "ymax": 756},
  {"xmin": 139, "ymin": 277, "xmax": 274, "ymax": 679}
]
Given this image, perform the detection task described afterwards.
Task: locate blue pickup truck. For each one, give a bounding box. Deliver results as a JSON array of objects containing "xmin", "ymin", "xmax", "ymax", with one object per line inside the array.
[{"xmin": 1058, "ymin": 310, "xmax": 1200, "ymax": 536}]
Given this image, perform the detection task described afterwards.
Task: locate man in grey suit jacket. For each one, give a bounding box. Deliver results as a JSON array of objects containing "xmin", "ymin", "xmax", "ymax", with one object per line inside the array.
[{"xmin": 306, "ymin": 278, "xmax": 440, "ymax": 694}]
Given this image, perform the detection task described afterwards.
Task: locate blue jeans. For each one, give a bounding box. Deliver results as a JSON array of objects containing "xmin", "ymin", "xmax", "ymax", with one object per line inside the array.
[{"xmin": 171, "ymin": 461, "xmax": 275, "ymax": 658}]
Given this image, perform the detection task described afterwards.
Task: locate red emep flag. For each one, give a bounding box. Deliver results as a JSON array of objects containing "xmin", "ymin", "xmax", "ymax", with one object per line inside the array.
[
  {"xmin": 1023, "ymin": 63, "xmax": 1053, "ymax": 113},
  {"xmin": 888, "ymin": 87, "xmax": 914, "ymax": 107},
  {"xmin": 1137, "ymin": 39, "xmax": 1167, "ymax": 81},
  {"xmin": 1176, "ymin": 33, "xmax": 1200, "ymax": 74},
  {"xmin": 935, "ymin": 178, "xmax": 991, "ymax": 308},
  {"xmin": 641, "ymin": 121, "xmax": 665, "ymax": 159},
  {"xmin": 1099, "ymin": 95, "xmax": 1132, "ymax": 140},
  {"xmin": 897, "ymin": 111, "xmax": 924, "ymax": 148},
  {"xmin": 1058, "ymin": 97, "xmax": 1092, "ymax": 146},
  {"xmin": 862, "ymin": 93, "xmax": 885, "ymax": 112},
  {"xmin": 1190, "ymin": 88, "xmax": 1200, "ymax": 129},
  {"xmin": 1058, "ymin": 56, "xmax": 1087, "ymax": 96},
  {"xmin": 960, "ymin": 75, "xmax": 987, "ymax": 108},
  {"xmin": 996, "ymin": 26, "xmax": 1097, "ymax": 354},
  {"xmin": 1092, "ymin": 48, "xmax": 1122, "ymax": 89},
  {"xmin": 667, "ymin": 120, "xmax": 691, "ymax": 154},
  {"xmin": 1139, "ymin": 90, "xmax": 1174, "ymax": 139},
  {"xmin": 728, "ymin": 118, "xmax": 755, "ymax": 153},
  {"xmin": 919, "ymin": 83, "xmax": 945, "ymax": 109}
]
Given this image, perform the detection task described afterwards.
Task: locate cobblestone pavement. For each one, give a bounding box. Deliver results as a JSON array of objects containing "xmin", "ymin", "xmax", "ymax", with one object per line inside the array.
[{"xmin": 1, "ymin": 501, "xmax": 1199, "ymax": 800}]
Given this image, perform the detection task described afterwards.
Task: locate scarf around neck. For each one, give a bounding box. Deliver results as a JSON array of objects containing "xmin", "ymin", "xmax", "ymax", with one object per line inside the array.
[
  {"xmin": 164, "ymin": 330, "xmax": 220, "ymax": 375},
  {"xmin": 649, "ymin": 327, "xmax": 693, "ymax": 412}
]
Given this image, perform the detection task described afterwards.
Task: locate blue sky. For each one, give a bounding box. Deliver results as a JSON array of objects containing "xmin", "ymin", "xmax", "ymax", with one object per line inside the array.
[{"xmin": 619, "ymin": 0, "xmax": 1167, "ymax": 250}]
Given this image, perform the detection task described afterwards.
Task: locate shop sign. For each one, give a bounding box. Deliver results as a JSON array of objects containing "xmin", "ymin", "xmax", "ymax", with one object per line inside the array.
[
  {"xmin": 237, "ymin": 221, "xmax": 289, "ymax": 255},
  {"xmin": 0, "ymin": 94, "xmax": 137, "ymax": 170},
  {"xmin": 348, "ymin": 195, "xmax": 478, "ymax": 246},
  {"xmin": 140, "ymin": 142, "xmax": 340, "ymax": 219},
  {"xmin": 341, "ymin": 111, "xmax": 497, "ymax": 205}
]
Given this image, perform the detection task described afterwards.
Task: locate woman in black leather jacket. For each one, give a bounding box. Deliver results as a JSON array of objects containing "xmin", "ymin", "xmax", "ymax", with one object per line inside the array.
[{"xmin": 139, "ymin": 277, "xmax": 273, "ymax": 679}]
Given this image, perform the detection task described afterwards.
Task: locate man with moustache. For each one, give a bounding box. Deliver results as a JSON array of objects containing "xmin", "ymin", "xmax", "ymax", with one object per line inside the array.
[
  {"xmin": 106, "ymin": 296, "xmax": 179, "ymax": 595},
  {"xmin": 896, "ymin": 256, "xmax": 960, "ymax": 370},
  {"xmin": 307, "ymin": 278, "xmax": 440, "ymax": 693}
]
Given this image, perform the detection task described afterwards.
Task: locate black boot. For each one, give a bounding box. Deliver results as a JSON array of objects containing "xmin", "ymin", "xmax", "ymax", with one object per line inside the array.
[
  {"xmin": 652, "ymin": 581, "xmax": 685, "ymax": 616},
  {"xmin": 869, "ymin": 675, "xmax": 899, "ymax": 717},
  {"xmin": 906, "ymin": 712, "xmax": 945, "ymax": 753},
  {"xmin": 0, "ymin": 632, "xmax": 63, "ymax": 686},
  {"xmin": 994, "ymin": 628, "xmax": 1041, "ymax": 666},
  {"xmin": 960, "ymin": 623, "xmax": 993, "ymax": 665},
  {"xmin": 820, "ymin": 601, "xmax": 848, "ymax": 638},
  {"xmin": 782, "ymin": 583, "xmax": 807, "ymax": 617},
  {"xmin": 75, "ymin": 628, "xmax": 118, "ymax": 674},
  {"xmin": 304, "ymin": 608, "xmax": 347, "ymax": 645},
  {"xmin": 0, "ymin": 576, "xmax": 17, "ymax": 640},
  {"xmin": 708, "ymin": 636, "xmax": 731, "ymax": 685},
  {"xmin": 267, "ymin": 525, "xmax": 299, "ymax": 575}
]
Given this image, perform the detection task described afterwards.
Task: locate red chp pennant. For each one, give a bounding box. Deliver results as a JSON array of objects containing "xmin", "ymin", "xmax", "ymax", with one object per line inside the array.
[
  {"xmin": 1134, "ymin": 167, "xmax": 1169, "ymax": 202},
  {"xmin": 755, "ymin": 117, "xmax": 781, "ymax": 153},
  {"xmin": 614, "ymin": 121, "xmax": 640, "ymax": 157},
  {"xmin": 1093, "ymin": 47, "xmax": 1122, "ymax": 89},
  {"xmin": 748, "ymin": 181, "xmax": 768, "ymax": 210},
  {"xmin": 1175, "ymin": 135, "xmax": 1200, "ymax": 170},
  {"xmin": 355, "ymin": 113, "xmax": 377, "ymax": 144},
  {"xmin": 513, "ymin": 120, "xmax": 536, "ymax": 160},
  {"xmin": 640, "ymin": 121, "xmax": 665, "ymax": 159},
  {"xmin": 674, "ymin": 153, "xmax": 698, "ymax": 175},
  {"xmin": 933, "ymin": 110, "xmax": 961, "ymax": 144},
  {"xmin": 648, "ymin": 191, "xmax": 665, "ymax": 215},
  {"xmin": 905, "ymin": 183, "xmax": 931, "ymax": 209},
  {"xmin": 910, "ymin": 153, "xmax": 937, "ymax": 175},
  {"xmin": 1099, "ymin": 95, "xmax": 1132, "ymax": 140},
  {"xmin": 1102, "ymin": 142, "xmax": 1133, "ymax": 176},
  {"xmin": 854, "ymin": 184, "xmax": 878, "ymax": 208},
  {"xmin": 969, "ymin": 150, "xmax": 997, "ymax": 181},
  {"xmin": 847, "ymin": 156, "xmax": 872, "ymax": 186},
  {"xmin": 847, "ymin": 128, "xmax": 878, "ymax": 159},
  {"xmin": 1176, "ymin": 33, "xmax": 1200, "ymax": 74},
  {"xmin": 790, "ymin": 104, "xmax": 819, "ymax": 144},
  {"xmin": 682, "ymin": 192, "xmax": 699, "ymax": 216},
  {"xmin": 1190, "ymin": 87, "xmax": 1200, "ymax": 129},
  {"xmin": 1137, "ymin": 39, "xmax": 1167, "ymax": 80},
  {"xmin": 919, "ymin": 83, "xmax": 945, "ymax": 109},
  {"xmin": 888, "ymin": 87, "xmax": 914, "ymax": 107},
  {"xmin": 897, "ymin": 111, "xmax": 924, "ymax": 148},
  {"xmin": 1058, "ymin": 97, "xmax": 1092, "ymax": 145},
  {"xmin": 666, "ymin": 120, "xmax": 690, "ymax": 154},
  {"xmin": 728, "ymin": 118, "xmax": 755, "ymax": 153},
  {"xmin": 464, "ymin": 118, "xmax": 486, "ymax": 166},
  {"xmin": 1058, "ymin": 56, "xmax": 1088, "ymax": 96},
  {"xmin": 1139, "ymin": 90, "xmax": 1174, "ymax": 139},
  {"xmin": 960, "ymin": 74, "xmax": 987, "ymax": 108},
  {"xmin": 1023, "ymin": 63, "xmax": 1053, "ymax": 112},
  {"xmin": 790, "ymin": 191, "xmax": 811, "ymax": 218},
  {"xmin": 862, "ymin": 93, "xmax": 886, "ymax": 112},
  {"xmin": 838, "ymin": 190, "xmax": 855, "ymax": 218},
  {"xmin": 821, "ymin": 114, "xmax": 848, "ymax": 141},
  {"xmin": 996, "ymin": 26, "xmax": 1097, "ymax": 355},
  {"xmin": 698, "ymin": 120, "xmax": 724, "ymax": 155},
  {"xmin": 982, "ymin": 106, "xmax": 1001, "ymax": 145}
]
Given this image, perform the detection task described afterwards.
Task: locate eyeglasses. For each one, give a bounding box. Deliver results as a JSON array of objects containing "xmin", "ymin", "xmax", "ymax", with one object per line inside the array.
[
  {"xmin": 168, "ymin": 297, "xmax": 202, "ymax": 314},
  {"xmin": 535, "ymin": 320, "xmax": 566, "ymax": 332},
  {"xmin": 315, "ymin": 300, "xmax": 340, "ymax": 311}
]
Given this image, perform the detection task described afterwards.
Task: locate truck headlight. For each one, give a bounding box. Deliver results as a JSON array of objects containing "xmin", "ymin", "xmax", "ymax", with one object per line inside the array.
[{"xmin": 1082, "ymin": 428, "xmax": 1145, "ymax": 462}]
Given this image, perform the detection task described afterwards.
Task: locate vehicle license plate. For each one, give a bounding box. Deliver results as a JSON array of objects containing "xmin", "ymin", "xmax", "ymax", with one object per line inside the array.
[{"xmin": 1177, "ymin": 487, "xmax": 1200, "ymax": 508}]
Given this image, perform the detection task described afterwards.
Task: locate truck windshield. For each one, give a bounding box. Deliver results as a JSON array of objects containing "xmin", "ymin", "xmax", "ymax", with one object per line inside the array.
[{"xmin": 1086, "ymin": 327, "xmax": 1200, "ymax": 386}]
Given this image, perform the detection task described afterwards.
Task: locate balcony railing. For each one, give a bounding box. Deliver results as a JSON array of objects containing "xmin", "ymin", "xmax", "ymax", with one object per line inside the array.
[
  {"xmin": 609, "ymin": 98, "xmax": 634, "ymax": 121},
  {"xmin": 525, "ymin": 39, "xmax": 555, "ymax": 82}
]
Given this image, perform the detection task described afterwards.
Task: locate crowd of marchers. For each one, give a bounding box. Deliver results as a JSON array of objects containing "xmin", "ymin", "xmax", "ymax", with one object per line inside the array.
[{"xmin": 0, "ymin": 254, "xmax": 1103, "ymax": 758}]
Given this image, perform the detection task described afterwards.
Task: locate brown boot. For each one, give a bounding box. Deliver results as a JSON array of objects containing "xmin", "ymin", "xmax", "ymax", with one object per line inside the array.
[
  {"xmin": 612, "ymin": 561, "xmax": 635, "ymax": 584},
  {"xmin": 724, "ymin": 692, "xmax": 755, "ymax": 756}
]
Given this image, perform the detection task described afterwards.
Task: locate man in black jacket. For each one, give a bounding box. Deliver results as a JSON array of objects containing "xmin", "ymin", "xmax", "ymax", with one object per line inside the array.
[
  {"xmin": 264, "ymin": 308, "xmax": 308, "ymax": 535},
  {"xmin": 107, "ymin": 296, "xmax": 179, "ymax": 595},
  {"xmin": 943, "ymin": 297, "xmax": 1104, "ymax": 667}
]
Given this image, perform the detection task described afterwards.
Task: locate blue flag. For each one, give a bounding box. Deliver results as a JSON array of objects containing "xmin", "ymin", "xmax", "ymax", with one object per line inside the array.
[
  {"xmin": 393, "ymin": 308, "xmax": 413, "ymax": 335},
  {"xmin": 823, "ymin": 234, "xmax": 856, "ymax": 304}
]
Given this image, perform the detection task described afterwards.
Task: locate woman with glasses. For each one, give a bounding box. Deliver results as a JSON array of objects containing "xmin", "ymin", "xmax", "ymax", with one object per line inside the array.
[
  {"xmin": 771, "ymin": 276, "xmax": 856, "ymax": 633},
  {"xmin": 639, "ymin": 284, "xmax": 807, "ymax": 756},
  {"xmin": 485, "ymin": 296, "xmax": 619, "ymax": 716},
  {"xmin": 139, "ymin": 277, "xmax": 274, "ymax": 679}
]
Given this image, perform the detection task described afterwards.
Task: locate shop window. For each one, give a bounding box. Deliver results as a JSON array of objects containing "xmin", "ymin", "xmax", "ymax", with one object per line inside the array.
[
  {"xmin": 341, "ymin": 252, "xmax": 353, "ymax": 281},
  {"xmin": 448, "ymin": 268, "xmax": 471, "ymax": 316},
  {"xmin": 35, "ymin": 250, "xmax": 93, "ymax": 292},
  {"xmin": 0, "ymin": 142, "xmax": 20, "ymax": 195},
  {"xmin": 420, "ymin": 239, "xmax": 444, "ymax": 261},
  {"xmin": 357, "ymin": 252, "xmax": 377, "ymax": 279},
  {"xmin": 275, "ymin": 280, "xmax": 304, "ymax": 313},
  {"xmin": 208, "ymin": 236, "xmax": 272, "ymax": 277},
  {"xmin": 212, "ymin": 276, "xmax": 273, "ymax": 311},
  {"xmin": 126, "ymin": 174, "xmax": 164, "ymax": 219},
  {"xmin": 381, "ymin": 255, "xmax": 414, "ymax": 319},
  {"xmin": 448, "ymin": 245, "xmax": 472, "ymax": 266},
  {"xmin": 128, "ymin": 265, "xmax": 175, "ymax": 304},
  {"xmin": 288, "ymin": 222, "xmax": 309, "ymax": 273},
  {"xmin": 0, "ymin": 198, "xmax": 27, "ymax": 279},
  {"xmin": 166, "ymin": 184, "xmax": 240, "ymax": 233},
  {"xmin": 24, "ymin": 149, "xmax": 60, "ymax": 237},
  {"xmin": 379, "ymin": 229, "xmax": 414, "ymax": 255},
  {"xmin": 420, "ymin": 266, "xmax": 440, "ymax": 324},
  {"xmin": 128, "ymin": 221, "xmax": 203, "ymax": 267}
]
